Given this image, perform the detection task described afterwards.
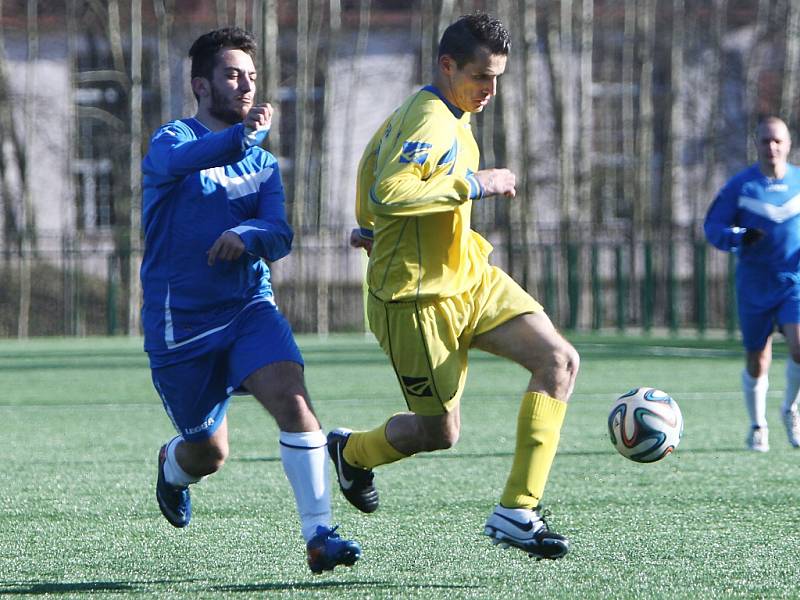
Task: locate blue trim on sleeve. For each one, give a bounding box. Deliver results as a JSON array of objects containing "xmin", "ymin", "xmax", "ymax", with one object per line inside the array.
[
  {"xmin": 359, "ymin": 227, "xmax": 374, "ymax": 240},
  {"xmin": 465, "ymin": 170, "xmax": 483, "ymax": 199}
]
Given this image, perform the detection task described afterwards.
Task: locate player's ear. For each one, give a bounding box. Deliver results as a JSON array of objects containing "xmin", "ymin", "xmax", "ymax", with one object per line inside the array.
[
  {"xmin": 191, "ymin": 76, "xmax": 212, "ymax": 99},
  {"xmin": 439, "ymin": 54, "xmax": 457, "ymax": 76}
]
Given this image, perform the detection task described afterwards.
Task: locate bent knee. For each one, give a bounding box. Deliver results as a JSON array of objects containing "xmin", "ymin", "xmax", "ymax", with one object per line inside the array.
[
  {"xmin": 419, "ymin": 420, "xmax": 460, "ymax": 451},
  {"xmin": 190, "ymin": 442, "xmax": 228, "ymax": 476}
]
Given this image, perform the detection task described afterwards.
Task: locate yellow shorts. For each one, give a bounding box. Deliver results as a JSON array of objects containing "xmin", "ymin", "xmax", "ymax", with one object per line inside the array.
[{"xmin": 367, "ymin": 265, "xmax": 543, "ymax": 416}]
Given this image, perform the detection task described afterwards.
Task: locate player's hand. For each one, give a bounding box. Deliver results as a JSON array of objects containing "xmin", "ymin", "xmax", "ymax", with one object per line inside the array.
[
  {"xmin": 349, "ymin": 228, "xmax": 373, "ymax": 256},
  {"xmin": 742, "ymin": 228, "xmax": 765, "ymax": 246},
  {"xmin": 207, "ymin": 231, "xmax": 245, "ymax": 266},
  {"xmin": 474, "ymin": 168, "xmax": 516, "ymax": 198},
  {"xmin": 243, "ymin": 102, "xmax": 273, "ymax": 134}
]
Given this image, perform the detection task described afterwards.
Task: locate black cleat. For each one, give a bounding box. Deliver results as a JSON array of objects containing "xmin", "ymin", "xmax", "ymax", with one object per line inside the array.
[
  {"xmin": 484, "ymin": 504, "xmax": 569, "ymax": 560},
  {"xmin": 327, "ymin": 428, "xmax": 379, "ymax": 513}
]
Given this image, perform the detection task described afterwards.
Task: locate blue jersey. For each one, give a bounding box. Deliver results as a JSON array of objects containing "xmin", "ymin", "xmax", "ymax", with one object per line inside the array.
[
  {"xmin": 140, "ymin": 117, "xmax": 292, "ymax": 361},
  {"xmin": 704, "ymin": 164, "xmax": 800, "ymax": 275}
]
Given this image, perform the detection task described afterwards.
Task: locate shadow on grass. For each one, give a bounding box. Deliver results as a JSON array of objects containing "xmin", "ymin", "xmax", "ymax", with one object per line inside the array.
[
  {"xmin": 212, "ymin": 581, "xmax": 482, "ymax": 593},
  {"xmin": 230, "ymin": 446, "xmax": 747, "ymax": 465},
  {"xmin": 0, "ymin": 581, "xmax": 139, "ymax": 595}
]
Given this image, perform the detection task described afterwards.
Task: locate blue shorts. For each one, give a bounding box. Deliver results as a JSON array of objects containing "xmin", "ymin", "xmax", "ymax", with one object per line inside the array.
[
  {"xmin": 737, "ymin": 268, "xmax": 800, "ymax": 352},
  {"xmin": 149, "ymin": 301, "xmax": 303, "ymax": 441}
]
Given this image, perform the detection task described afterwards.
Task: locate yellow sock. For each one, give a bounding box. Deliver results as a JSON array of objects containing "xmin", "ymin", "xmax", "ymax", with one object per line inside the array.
[
  {"xmin": 343, "ymin": 417, "xmax": 408, "ymax": 469},
  {"xmin": 500, "ymin": 391, "xmax": 567, "ymax": 509}
]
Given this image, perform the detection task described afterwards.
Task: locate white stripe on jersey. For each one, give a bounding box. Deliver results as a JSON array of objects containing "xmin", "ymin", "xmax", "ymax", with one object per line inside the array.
[
  {"xmin": 203, "ymin": 166, "xmax": 274, "ymax": 200},
  {"xmin": 738, "ymin": 193, "xmax": 800, "ymax": 223},
  {"xmin": 163, "ymin": 285, "xmax": 274, "ymax": 350}
]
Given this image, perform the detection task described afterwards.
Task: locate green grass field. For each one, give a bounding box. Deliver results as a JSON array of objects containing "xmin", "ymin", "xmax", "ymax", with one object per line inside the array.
[{"xmin": 3, "ymin": 333, "xmax": 800, "ymax": 599}]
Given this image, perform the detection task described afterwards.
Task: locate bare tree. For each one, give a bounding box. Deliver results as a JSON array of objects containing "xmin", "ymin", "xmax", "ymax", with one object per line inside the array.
[
  {"xmin": 544, "ymin": 0, "xmax": 576, "ymax": 236},
  {"xmin": 701, "ymin": 0, "xmax": 726, "ymax": 216},
  {"xmin": 263, "ymin": 0, "xmax": 281, "ymax": 154},
  {"xmin": 743, "ymin": 0, "xmax": 767, "ymax": 164},
  {"xmin": 291, "ymin": 0, "xmax": 324, "ymax": 229},
  {"xmin": 129, "ymin": 0, "xmax": 143, "ymax": 335},
  {"xmin": 781, "ymin": 0, "xmax": 800, "ymax": 132},
  {"xmin": 153, "ymin": 0, "xmax": 174, "ymax": 123},
  {"xmin": 661, "ymin": 0, "xmax": 684, "ymax": 230},
  {"xmin": 216, "ymin": 0, "xmax": 227, "ymax": 28},
  {"xmin": 577, "ymin": 0, "xmax": 593, "ymax": 230},
  {"xmin": 634, "ymin": 0, "xmax": 655, "ymax": 238},
  {"xmin": 17, "ymin": 0, "xmax": 40, "ymax": 339},
  {"xmin": 621, "ymin": 0, "xmax": 636, "ymax": 226}
]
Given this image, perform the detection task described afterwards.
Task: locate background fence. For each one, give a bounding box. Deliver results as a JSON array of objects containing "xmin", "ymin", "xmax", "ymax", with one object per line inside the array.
[{"xmin": 0, "ymin": 223, "xmax": 738, "ymax": 337}]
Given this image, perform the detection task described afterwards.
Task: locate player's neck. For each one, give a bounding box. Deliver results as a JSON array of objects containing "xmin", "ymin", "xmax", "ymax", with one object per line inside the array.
[
  {"xmin": 760, "ymin": 162, "xmax": 787, "ymax": 180},
  {"xmin": 193, "ymin": 108, "xmax": 229, "ymax": 133}
]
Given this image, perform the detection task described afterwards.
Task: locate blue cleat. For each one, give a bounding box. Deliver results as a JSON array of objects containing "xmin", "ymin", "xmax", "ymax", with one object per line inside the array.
[
  {"xmin": 156, "ymin": 444, "xmax": 191, "ymax": 528},
  {"xmin": 306, "ymin": 525, "xmax": 362, "ymax": 574}
]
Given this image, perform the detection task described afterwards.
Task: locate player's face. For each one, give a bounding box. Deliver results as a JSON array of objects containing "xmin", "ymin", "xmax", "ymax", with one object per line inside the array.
[
  {"xmin": 208, "ymin": 48, "xmax": 257, "ymax": 125},
  {"xmin": 756, "ymin": 121, "xmax": 791, "ymax": 172},
  {"xmin": 440, "ymin": 46, "xmax": 507, "ymax": 113}
]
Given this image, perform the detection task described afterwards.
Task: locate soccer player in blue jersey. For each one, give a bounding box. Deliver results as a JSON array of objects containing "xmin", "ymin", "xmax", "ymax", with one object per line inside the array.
[
  {"xmin": 331, "ymin": 14, "xmax": 579, "ymax": 560},
  {"xmin": 139, "ymin": 27, "xmax": 360, "ymax": 574},
  {"xmin": 705, "ymin": 115, "xmax": 800, "ymax": 452}
]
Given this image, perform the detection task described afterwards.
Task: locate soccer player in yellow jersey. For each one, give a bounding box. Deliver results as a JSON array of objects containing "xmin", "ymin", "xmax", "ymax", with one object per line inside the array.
[{"xmin": 328, "ymin": 13, "xmax": 579, "ymax": 560}]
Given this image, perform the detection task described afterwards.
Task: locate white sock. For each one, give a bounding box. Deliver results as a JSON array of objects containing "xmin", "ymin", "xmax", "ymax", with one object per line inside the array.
[
  {"xmin": 163, "ymin": 436, "xmax": 203, "ymax": 487},
  {"xmin": 783, "ymin": 359, "xmax": 800, "ymax": 414},
  {"xmin": 279, "ymin": 430, "xmax": 331, "ymax": 542},
  {"xmin": 742, "ymin": 369, "xmax": 769, "ymax": 428}
]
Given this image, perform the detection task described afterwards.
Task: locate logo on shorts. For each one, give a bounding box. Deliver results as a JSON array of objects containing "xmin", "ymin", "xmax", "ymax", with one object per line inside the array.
[
  {"xmin": 185, "ymin": 417, "xmax": 215, "ymax": 436},
  {"xmin": 401, "ymin": 375, "xmax": 433, "ymax": 397}
]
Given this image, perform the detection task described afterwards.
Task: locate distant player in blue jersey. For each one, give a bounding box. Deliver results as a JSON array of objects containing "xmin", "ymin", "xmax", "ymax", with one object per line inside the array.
[
  {"xmin": 705, "ymin": 115, "xmax": 800, "ymax": 452},
  {"xmin": 139, "ymin": 27, "xmax": 360, "ymax": 573}
]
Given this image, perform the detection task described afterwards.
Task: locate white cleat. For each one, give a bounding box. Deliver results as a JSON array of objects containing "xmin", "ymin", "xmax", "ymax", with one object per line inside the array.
[
  {"xmin": 747, "ymin": 426, "xmax": 769, "ymax": 452},
  {"xmin": 782, "ymin": 409, "xmax": 800, "ymax": 448}
]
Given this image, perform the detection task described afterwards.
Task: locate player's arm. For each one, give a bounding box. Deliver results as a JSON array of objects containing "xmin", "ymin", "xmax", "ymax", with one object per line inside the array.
[
  {"xmin": 369, "ymin": 117, "xmax": 485, "ymax": 217},
  {"xmin": 704, "ymin": 183, "xmax": 763, "ymax": 251},
  {"xmin": 351, "ymin": 125, "xmax": 384, "ymax": 256},
  {"xmin": 142, "ymin": 121, "xmax": 250, "ymax": 180},
  {"xmin": 208, "ymin": 157, "xmax": 293, "ymax": 267}
]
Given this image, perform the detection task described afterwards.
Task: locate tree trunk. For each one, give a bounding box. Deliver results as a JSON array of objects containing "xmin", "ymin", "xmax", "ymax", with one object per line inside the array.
[
  {"xmin": 704, "ymin": 0, "xmax": 728, "ymax": 214},
  {"xmin": 661, "ymin": 0, "xmax": 684, "ymax": 230},
  {"xmin": 18, "ymin": 0, "xmax": 39, "ymax": 339},
  {"xmin": 621, "ymin": 0, "xmax": 636, "ymax": 228},
  {"xmin": 578, "ymin": 0, "xmax": 593, "ymax": 230},
  {"xmin": 743, "ymin": 0, "xmax": 766, "ymax": 164},
  {"xmin": 781, "ymin": 1, "xmax": 800, "ymax": 131},
  {"xmin": 263, "ymin": 0, "xmax": 281, "ymax": 154},
  {"xmin": 154, "ymin": 0, "xmax": 174, "ymax": 123},
  {"xmin": 128, "ymin": 0, "xmax": 143, "ymax": 335}
]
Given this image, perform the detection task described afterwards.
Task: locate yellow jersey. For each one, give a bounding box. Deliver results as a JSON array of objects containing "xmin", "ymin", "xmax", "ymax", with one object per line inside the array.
[{"xmin": 356, "ymin": 86, "xmax": 492, "ymax": 301}]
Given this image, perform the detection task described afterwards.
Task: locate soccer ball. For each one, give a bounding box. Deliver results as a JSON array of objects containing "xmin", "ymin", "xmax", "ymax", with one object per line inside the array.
[{"xmin": 608, "ymin": 387, "xmax": 683, "ymax": 463}]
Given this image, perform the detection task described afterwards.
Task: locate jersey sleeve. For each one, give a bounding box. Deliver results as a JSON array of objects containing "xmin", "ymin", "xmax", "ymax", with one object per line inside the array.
[
  {"xmin": 227, "ymin": 157, "xmax": 293, "ymax": 262},
  {"xmin": 142, "ymin": 121, "xmax": 248, "ymax": 180},
  {"xmin": 704, "ymin": 180, "xmax": 747, "ymax": 252},
  {"xmin": 368, "ymin": 112, "xmax": 483, "ymax": 218}
]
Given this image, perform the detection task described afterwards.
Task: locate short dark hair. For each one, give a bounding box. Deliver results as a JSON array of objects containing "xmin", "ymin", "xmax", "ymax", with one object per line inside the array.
[
  {"xmin": 189, "ymin": 27, "xmax": 257, "ymax": 81},
  {"xmin": 438, "ymin": 13, "xmax": 511, "ymax": 67}
]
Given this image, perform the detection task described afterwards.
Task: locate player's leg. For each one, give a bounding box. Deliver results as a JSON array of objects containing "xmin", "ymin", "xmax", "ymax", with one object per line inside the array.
[
  {"xmin": 470, "ymin": 267, "xmax": 577, "ymax": 559},
  {"xmin": 780, "ymin": 324, "xmax": 800, "ymax": 447},
  {"xmin": 777, "ymin": 287, "xmax": 800, "ymax": 447},
  {"xmin": 329, "ymin": 293, "xmax": 469, "ymax": 512},
  {"xmin": 739, "ymin": 294, "xmax": 775, "ymax": 452},
  {"xmin": 230, "ymin": 302, "xmax": 360, "ymax": 573},
  {"xmin": 151, "ymin": 352, "xmax": 232, "ymax": 528}
]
